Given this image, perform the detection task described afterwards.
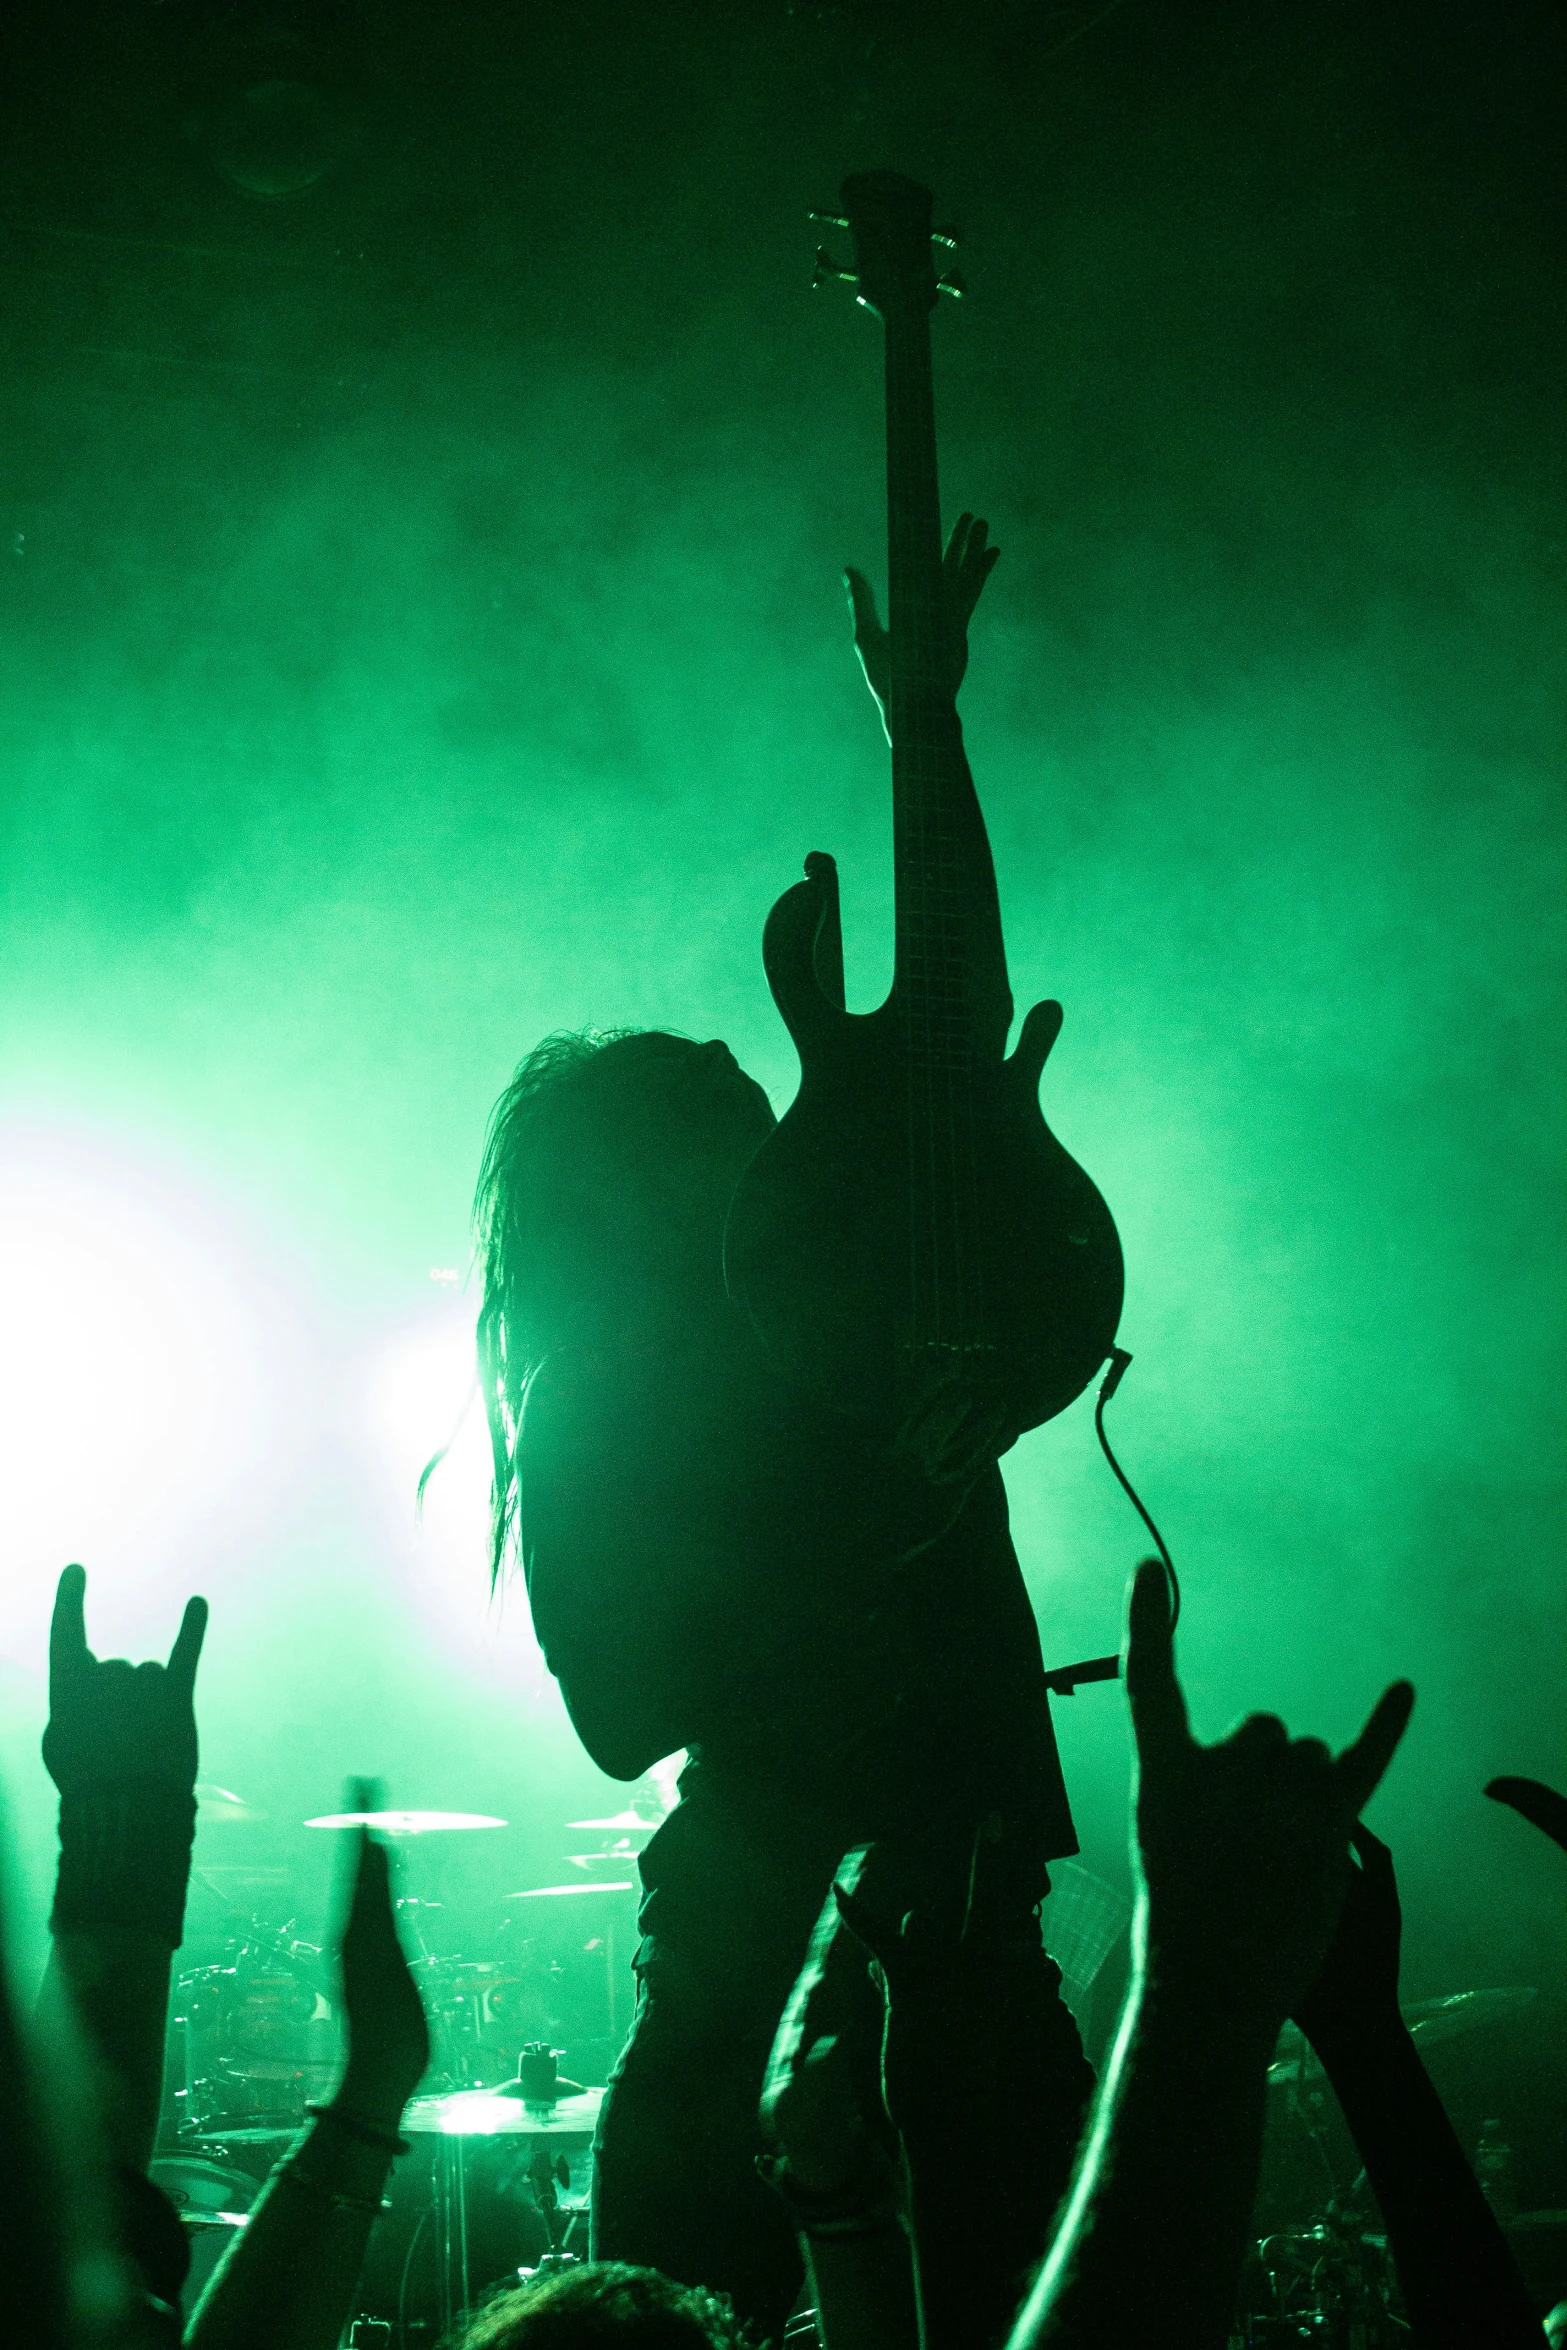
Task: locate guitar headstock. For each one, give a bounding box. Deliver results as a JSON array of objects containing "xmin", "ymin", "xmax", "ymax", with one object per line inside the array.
[{"xmin": 813, "ymin": 171, "xmax": 960, "ymax": 319}]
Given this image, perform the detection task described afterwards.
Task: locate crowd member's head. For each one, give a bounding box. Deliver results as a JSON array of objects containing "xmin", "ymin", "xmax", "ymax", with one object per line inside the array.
[
  {"xmin": 456, "ymin": 2262, "xmax": 746, "ymax": 2350},
  {"xmin": 473, "ymin": 1028, "xmax": 775, "ymax": 1568}
]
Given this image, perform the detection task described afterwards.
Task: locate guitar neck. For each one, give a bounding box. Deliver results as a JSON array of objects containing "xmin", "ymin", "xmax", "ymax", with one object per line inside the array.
[{"xmin": 885, "ymin": 305, "xmax": 969, "ymax": 1071}]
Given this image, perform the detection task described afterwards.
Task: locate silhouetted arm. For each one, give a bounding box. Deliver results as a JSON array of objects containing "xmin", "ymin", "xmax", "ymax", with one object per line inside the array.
[
  {"xmin": 761, "ymin": 1869, "xmax": 917, "ymax": 2350},
  {"xmin": 1011, "ymin": 1562, "xmax": 1414, "ymax": 2350},
  {"xmin": 1295, "ymin": 1827, "xmax": 1544, "ymax": 2349},
  {"xmin": 37, "ymin": 1563, "xmax": 206, "ymax": 2174},
  {"xmin": 835, "ymin": 1823, "xmax": 1093, "ymax": 2350},
  {"xmin": 187, "ymin": 1810, "xmax": 430, "ymax": 2350}
]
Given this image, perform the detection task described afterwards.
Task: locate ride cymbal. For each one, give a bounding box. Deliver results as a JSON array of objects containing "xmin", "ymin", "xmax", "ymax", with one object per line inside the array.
[{"xmin": 305, "ymin": 1811, "xmax": 507, "ymax": 1835}]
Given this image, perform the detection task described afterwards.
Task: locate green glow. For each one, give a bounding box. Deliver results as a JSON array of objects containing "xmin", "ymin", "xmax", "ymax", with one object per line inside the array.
[{"xmin": 0, "ymin": 2, "xmax": 1561, "ymax": 2025}]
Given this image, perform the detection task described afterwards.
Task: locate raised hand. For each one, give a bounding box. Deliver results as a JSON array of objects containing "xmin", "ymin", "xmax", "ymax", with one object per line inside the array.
[
  {"xmin": 845, "ymin": 510, "xmax": 1001, "ymax": 720},
  {"xmin": 332, "ymin": 1785, "xmax": 431, "ymax": 2126},
  {"xmin": 833, "ymin": 1816, "xmax": 1082, "ymax": 2151},
  {"xmin": 763, "ymin": 2025, "xmax": 883, "ymax": 2203},
  {"xmin": 1126, "ymin": 1558, "xmax": 1413, "ymax": 2028},
  {"xmin": 42, "ymin": 1562, "xmax": 207, "ymax": 1797},
  {"xmin": 1486, "ymin": 1775, "xmax": 1567, "ymax": 1857},
  {"xmin": 1293, "ymin": 1824, "xmax": 1404, "ymax": 2050},
  {"xmin": 893, "ymin": 1358, "xmax": 1018, "ymax": 1486}
]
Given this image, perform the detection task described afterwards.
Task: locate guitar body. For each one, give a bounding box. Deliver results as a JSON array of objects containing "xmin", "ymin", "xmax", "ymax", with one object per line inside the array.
[
  {"xmin": 724, "ymin": 862, "xmax": 1124, "ymax": 1439},
  {"xmin": 725, "ymin": 170, "xmax": 1123, "ymax": 1442}
]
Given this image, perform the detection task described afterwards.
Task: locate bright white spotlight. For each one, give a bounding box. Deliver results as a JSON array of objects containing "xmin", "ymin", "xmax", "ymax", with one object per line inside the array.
[{"xmin": 0, "ymin": 1119, "xmax": 278, "ymax": 1657}]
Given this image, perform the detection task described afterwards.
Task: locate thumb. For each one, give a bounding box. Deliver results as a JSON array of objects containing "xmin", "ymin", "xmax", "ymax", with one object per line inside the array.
[{"xmin": 843, "ymin": 566, "xmax": 885, "ymax": 644}]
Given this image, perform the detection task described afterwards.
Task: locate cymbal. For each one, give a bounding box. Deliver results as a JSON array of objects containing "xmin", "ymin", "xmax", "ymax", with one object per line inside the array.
[
  {"xmin": 191, "ymin": 2127, "xmax": 304, "ymax": 2149},
  {"xmin": 1269, "ymin": 1987, "xmax": 1539, "ymax": 2088},
  {"xmin": 196, "ymin": 1783, "xmax": 267, "ymax": 1823},
  {"xmin": 566, "ymin": 1811, "xmax": 659, "ymax": 1833},
  {"xmin": 1406, "ymin": 1987, "xmax": 1537, "ymax": 2048},
  {"xmin": 304, "ymin": 1811, "xmax": 507, "ymax": 1835},
  {"xmin": 402, "ymin": 2086, "xmax": 605, "ymax": 2139},
  {"xmin": 505, "ymin": 1881, "xmax": 636, "ymax": 1899}
]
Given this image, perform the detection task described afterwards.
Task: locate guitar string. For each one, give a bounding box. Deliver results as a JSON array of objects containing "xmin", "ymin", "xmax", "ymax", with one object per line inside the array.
[{"xmin": 901, "ymin": 308, "xmax": 978, "ymax": 1369}]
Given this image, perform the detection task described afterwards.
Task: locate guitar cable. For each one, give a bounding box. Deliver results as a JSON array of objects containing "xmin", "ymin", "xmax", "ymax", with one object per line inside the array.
[{"xmin": 1093, "ymin": 1345, "xmax": 1181, "ymax": 1631}]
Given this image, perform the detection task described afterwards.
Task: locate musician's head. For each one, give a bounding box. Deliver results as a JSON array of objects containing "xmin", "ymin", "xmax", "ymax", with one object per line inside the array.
[{"xmin": 472, "ymin": 1027, "xmax": 774, "ymax": 1560}]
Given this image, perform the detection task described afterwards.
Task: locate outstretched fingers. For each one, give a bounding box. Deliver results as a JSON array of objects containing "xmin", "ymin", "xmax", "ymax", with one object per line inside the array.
[
  {"xmin": 1125, "ymin": 1556, "xmax": 1190, "ymax": 1764},
  {"xmin": 1334, "ymin": 1681, "xmax": 1415, "ymax": 1816},
  {"xmin": 166, "ymin": 1594, "xmax": 209, "ymax": 1701}
]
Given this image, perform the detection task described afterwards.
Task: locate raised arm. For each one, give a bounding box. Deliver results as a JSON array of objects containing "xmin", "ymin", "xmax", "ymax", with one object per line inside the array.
[
  {"xmin": 835, "ymin": 1821, "xmax": 1094, "ymax": 2350},
  {"xmin": 187, "ymin": 1797, "xmax": 431, "ymax": 2350},
  {"xmin": 38, "ymin": 1560, "xmax": 207, "ymax": 2174},
  {"xmin": 1293, "ymin": 1824, "xmax": 1544, "ymax": 2348},
  {"xmin": 759, "ymin": 1859, "xmax": 916, "ymax": 2350},
  {"xmin": 1011, "ymin": 1560, "xmax": 1414, "ymax": 2350}
]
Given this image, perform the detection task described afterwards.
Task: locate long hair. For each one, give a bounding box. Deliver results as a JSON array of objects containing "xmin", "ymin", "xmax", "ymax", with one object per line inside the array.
[{"xmin": 473, "ymin": 1027, "xmax": 772, "ymax": 1583}]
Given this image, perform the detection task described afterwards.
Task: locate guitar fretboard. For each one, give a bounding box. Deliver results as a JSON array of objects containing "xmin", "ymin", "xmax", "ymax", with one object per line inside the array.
[{"xmin": 883, "ymin": 304, "xmax": 989, "ymax": 1362}]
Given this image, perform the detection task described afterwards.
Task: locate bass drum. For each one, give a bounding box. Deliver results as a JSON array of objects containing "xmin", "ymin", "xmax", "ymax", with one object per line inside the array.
[{"xmin": 149, "ymin": 2156, "xmax": 254, "ymax": 2316}]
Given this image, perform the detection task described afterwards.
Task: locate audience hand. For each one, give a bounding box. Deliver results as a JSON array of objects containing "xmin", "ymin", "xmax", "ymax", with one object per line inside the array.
[
  {"xmin": 846, "ymin": 510, "xmax": 1000, "ymax": 716},
  {"xmin": 834, "ymin": 1814, "xmax": 1062, "ymax": 2148},
  {"xmin": 332, "ymin": 1789, "xmax": 430, "ymax": 2126},
  {"xmin": 43, "ymin": 1562, "xmax": 207, "ymax": 1797},
  {"xmin": 1292, "ymin": 1823, "xmax": 1403, "ymax": 2050},
  {"xmin": 1486, "ymin": 1775, "xmax": 1567, "ymax": 1857},
  {"xmin": 763, "ymin": 2024, "xmax": 884, "ymax": 2204},
  {"xmin": 1126, "ymin": 1558, "xmax": 1413, "ymax": 2029}
]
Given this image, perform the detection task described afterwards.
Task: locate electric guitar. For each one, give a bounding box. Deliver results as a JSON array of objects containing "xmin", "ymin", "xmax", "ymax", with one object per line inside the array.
[{"xmin": 723, "ymin": 171, "xmax": 1123, "ymax": 1447}]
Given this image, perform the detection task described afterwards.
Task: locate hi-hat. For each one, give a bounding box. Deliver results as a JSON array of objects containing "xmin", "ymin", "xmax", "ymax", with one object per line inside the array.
[
  {"xmin": 566, "ymin": 1811, "xmax": 660, "ymax": 1833},
  {"xmin": 506, "ymin": 1881, "xmax": 636, "ymax": 1899},
  {"xmin": 305, "ymin": 1811, "xmax": 507, "ymax": 1835},
  {"xmin": 403, "ymin": 2087, "xmax": 604, "ymax": 2139},
  {"xmin": 196, "ymin": 1783, "xmax": 266, "ymax": 1823}
]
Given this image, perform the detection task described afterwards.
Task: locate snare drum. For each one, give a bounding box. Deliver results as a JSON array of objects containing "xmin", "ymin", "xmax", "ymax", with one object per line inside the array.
[{"xmin": 149, "ymin": 2156, "xmax": 254, "ymax": 2314}]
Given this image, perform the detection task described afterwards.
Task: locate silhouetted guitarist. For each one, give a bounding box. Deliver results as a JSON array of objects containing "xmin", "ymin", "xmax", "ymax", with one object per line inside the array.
[{"xmin": 473, "ymin": 524, "xmax": 1094, "ymax": 2340}]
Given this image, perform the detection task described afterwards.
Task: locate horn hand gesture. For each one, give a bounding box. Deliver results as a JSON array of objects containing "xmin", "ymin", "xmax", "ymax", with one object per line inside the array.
[{"xmin": 42, "ymin": 1562, "xmax": 207, "ymax": 1798}]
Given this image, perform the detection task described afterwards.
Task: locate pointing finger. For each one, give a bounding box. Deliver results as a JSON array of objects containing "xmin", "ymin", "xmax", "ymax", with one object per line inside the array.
[
  {"xmin": 1485, "ymin": 1776, "xmax": 1567, "ymax": 1856},
  {"xmin": 1335, "ymin": 1681, "xmax": 1415, "ymax": 1815},
  {"xmin": 166, "ymin": 1595, "xmax": 209, "ymax": 1700},
  {"xmin": 49, "ymin": 1565, "xmax": 89, "ymax": 1705},
  {"xmin": 1125, "ymin": 1557, "xmax": 1190, "ymax": 1763}
]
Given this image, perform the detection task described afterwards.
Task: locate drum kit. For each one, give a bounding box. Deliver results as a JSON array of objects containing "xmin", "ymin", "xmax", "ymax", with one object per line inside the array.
[
  {"xmin": 160, "ymin": 1791, "xmax": 1560, "ymax": 2341},
  {"xmin": 160, "ymin": 1790, "xmax": 663, "ymax": 2331},
  {"xmin": 1243, "ymin": 1986, "xmax": 1560, "ymax": 2343}
]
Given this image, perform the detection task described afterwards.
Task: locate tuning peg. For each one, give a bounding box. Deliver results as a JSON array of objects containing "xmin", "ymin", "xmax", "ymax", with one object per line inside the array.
[
  {"xmin": 932, "ymin": 225, "xmax": 960, "ymax": 249},
  {"xmin": 809, "ymin": 209, "xmax": 849, "ymax": 229},
  {"xmin": 936, "ymin": 271, "xmax": 966, "ymax": 299},
  {"xmin": 813, "ymin": 246, "xmax": 856, "ymax": 289}
]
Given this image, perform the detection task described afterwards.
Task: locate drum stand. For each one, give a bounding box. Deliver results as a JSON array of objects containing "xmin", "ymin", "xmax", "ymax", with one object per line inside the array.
[{"xmin": 429, "ymin": 2129, "xmax": 580, "ymax": 2330}]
